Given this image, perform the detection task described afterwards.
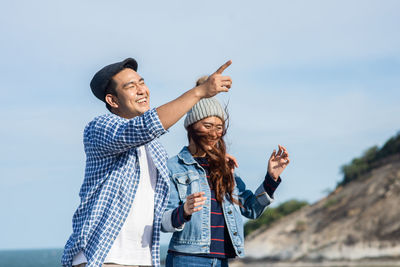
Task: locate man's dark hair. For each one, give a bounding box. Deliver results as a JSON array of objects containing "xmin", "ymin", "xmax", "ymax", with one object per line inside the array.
[{"xmin": 104, "ymin": 77, "xmax": 118, "ymax": 112}]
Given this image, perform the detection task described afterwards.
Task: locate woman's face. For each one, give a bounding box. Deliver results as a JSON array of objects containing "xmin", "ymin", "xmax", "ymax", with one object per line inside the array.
[{"xmin": 191, "ymin": 116, "xmax": 224, "ymax": 149}]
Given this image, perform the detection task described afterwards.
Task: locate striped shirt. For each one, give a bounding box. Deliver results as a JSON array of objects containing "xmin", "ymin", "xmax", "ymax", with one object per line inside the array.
[
  {"xmin": 170, "ymin": 156, "xmax": 281, "ymax": 258},
  {"xmin": 195, "ymin": 157, "xmax": 236, "ymax": 258}
]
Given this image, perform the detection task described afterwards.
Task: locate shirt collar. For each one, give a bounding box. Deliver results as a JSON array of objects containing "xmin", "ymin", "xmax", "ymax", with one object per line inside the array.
[{"xmin": 177, "ymin": 146, "xmax": 198, "ymax": 165}]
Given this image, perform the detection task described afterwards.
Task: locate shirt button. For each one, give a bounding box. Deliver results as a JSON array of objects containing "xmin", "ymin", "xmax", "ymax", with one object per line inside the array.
[
  {"xmin": 228, "ymin": 210, "xmax": 232, "ymax": 214},
  {"xmin": 238, "ymin": 250, "xmax": 242, "ymax": 254},
  {"xmin": 233, "ymin": 232, "xmax": 238, "ymax": 236},
  {"xmin": 185, "ymin": 178, "xmax": 190, "ymax": 184}
]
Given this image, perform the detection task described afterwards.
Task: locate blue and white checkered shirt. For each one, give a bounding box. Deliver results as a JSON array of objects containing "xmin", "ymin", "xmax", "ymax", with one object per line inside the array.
[{"xmin": 62, "ymin": 108, "xmax": 169, "ymax": 267}]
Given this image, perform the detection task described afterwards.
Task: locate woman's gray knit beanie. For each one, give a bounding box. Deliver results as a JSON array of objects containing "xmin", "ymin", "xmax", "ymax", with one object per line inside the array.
[{"xmin": 184, "ymin": 97, "xmax": 225, "ymax": 129}]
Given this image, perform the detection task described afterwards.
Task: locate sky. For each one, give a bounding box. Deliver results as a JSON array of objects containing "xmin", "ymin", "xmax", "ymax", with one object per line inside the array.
[{"xmin": 0, "ymin": 0, "xmax": 399, "ymax": 250}]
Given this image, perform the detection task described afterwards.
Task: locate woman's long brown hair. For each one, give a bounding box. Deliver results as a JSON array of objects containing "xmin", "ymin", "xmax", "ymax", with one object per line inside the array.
[{"xmin": 187, "ymin": 119, "xmax": 241, "ymax": 206}]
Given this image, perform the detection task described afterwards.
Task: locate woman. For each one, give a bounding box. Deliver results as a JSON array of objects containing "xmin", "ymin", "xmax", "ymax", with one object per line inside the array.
[{"xmin": 161, "ymin": 78, "xmax": 290, "ymax": 267}]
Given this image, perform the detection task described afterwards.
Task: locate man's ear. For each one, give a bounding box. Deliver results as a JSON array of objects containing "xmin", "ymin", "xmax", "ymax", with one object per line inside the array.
[{"xmin": 105, "ymin": 94, "xmax": 119, "ymax": 109}]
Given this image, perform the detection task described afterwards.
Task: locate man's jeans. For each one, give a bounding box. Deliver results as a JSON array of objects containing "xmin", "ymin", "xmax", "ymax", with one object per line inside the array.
[{"xmin": 165, "ymin": 253, "xmax": 229, "ymax": 267}]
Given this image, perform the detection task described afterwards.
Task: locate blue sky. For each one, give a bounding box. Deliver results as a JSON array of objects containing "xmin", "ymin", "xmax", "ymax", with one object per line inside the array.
[{"xmin": 0, "ymin": 0, "xmax": 399, "ymax": 250}]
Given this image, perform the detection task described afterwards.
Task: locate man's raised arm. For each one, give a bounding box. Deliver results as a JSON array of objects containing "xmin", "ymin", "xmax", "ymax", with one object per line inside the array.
[{"xmin": 157, "ymin": 60, "xmax": 232, "ymax": 130}]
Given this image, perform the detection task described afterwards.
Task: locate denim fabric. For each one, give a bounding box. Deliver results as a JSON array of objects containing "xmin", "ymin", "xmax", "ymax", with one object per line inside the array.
[
  {"xmin": 165, "ymin": 253, "xmax": 228, "ymax": 267},
  {"xmin": 161, "ymin": 147, "xmax": 274, "ymax": 258}
]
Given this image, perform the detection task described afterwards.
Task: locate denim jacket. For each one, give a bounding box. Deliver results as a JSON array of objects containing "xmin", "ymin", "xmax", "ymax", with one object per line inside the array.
[{"xmin": 161, "ymin": 147, "xmax": 274, "ymax": 258}]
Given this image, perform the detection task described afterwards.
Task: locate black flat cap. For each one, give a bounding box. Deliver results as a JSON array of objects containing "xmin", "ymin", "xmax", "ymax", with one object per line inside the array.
[{"xmin": 90, "ymin": 58, "xmax": 138, "ymax": 102}]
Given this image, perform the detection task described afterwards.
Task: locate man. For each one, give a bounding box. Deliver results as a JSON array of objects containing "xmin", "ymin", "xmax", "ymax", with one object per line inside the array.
[{"xmin": 62, "ymin": 58, "xmax": 232, "ymax": 267}]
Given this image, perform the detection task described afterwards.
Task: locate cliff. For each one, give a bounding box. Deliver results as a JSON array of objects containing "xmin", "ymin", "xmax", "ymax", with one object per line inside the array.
[{"xmin": 241, "ymin": 153, "xmax": 400, "ymax": 263}]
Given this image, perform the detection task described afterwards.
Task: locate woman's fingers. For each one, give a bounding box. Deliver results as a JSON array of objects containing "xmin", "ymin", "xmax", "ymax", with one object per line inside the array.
[
  {"xmin": 185, "ymin": 192, "xmax": 207, "ymax": 214},
  {"xmin": 187, "ymin": 193, "xmax": 206, "ymax": 201},
  {"xmin": 193, "ymin": 206, "xmax": 203, "ymax": 212},
  {"xmin": 194, "ymin": 196, "xmax": 207, "ymax": 202},
  {"xmin": 273, "ymin": 145, "xmax": 290, "ymax": 159},
  {"xmin": 193, "ymin": 200, "xmax": 206, "ymax": 207},
  {"xmin": 277, "ymin": 145, "xmax": 283, "ymax": 156},
  {"xmin": 188, "ymin": 192, "xmax": 205, "ymax": 198},
  {"xmin": 225, "ymin": 153, "xmax": 239, "ymax": 168},
  {"xmin": 188, "ymin": 197, "xmax": 206, "ymax": 206},
  {"xmin": 269, "ymin": 150, "xmax": 276, "ymax": 161},
  {"xmin": 280, "ymin": 146, "xmax": 290, "ymax": 164},
  {"xmin": 187, "ymin": 192, "xmax": 205, "ymax": 201},
  {"xmin": 281, "ymin": 145, "xmax": 289, "ymax": 157}
]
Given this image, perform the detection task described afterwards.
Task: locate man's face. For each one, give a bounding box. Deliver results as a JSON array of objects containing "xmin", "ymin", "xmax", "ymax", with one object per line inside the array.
[{"xmin": 108, "ymin": 68, "xmax": 150, "ymax": 119}]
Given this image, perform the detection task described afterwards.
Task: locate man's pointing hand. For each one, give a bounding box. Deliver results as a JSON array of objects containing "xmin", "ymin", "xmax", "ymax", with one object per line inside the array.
[{"xmin": 196, "ymin": 60, "xmax": 232, "ymax": 98}]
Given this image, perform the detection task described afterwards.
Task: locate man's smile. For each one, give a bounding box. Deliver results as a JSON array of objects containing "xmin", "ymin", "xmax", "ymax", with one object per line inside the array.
[{"xmin": 136, "ymin": 97, "xmax": 147, "ymax": 104}]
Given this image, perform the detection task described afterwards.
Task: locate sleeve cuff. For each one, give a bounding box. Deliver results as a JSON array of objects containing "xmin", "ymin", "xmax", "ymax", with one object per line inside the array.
[
  {"xmin": 161, "ymin": 208, "xmax": 185, "ymax": 232},
  {"xmin": 171, "ymin": 204, "xmax": 191, "ymax": 229},
  {"xmin": 263, "ymin": 173, "xmax": 281, "ymax": 198},
  {"xmin": 255, "ymin": 183, "xmax": 274, "ymax": 206},
  {"xmin": 146, "ymin": 108, "xmax": 168, "ymax": 136}
]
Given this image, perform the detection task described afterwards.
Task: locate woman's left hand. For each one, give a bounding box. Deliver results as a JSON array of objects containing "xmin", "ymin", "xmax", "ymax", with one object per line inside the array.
[
  {"xmin": 268, "ymin": 145, "xmax": 290, "ymax": 181},
  {"xmin": 226, "ymin": 153, "xmax": 238, "ymax": 174}
]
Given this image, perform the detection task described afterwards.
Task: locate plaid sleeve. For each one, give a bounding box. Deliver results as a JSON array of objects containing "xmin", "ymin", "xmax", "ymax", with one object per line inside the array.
[{"xmin": 85, "ymin": 108, "xmax": 166, "ymax": 155}]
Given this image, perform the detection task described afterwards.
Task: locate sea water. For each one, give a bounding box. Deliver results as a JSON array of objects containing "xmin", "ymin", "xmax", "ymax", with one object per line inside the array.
[{"xmin": 0, "ymin": 246, "xmax": 168, "ymax": 267}]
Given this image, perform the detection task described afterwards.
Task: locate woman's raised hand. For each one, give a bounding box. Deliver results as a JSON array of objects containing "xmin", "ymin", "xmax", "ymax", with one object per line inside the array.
[
  {"xmin": 268, "ymin": 145, "xmax": 290, "ymax": 181},
  {"xmin": 226, "ymin": 153, "xmax": 239, "ymax": 174},
  {"xmin": 183, "ymin": 192, "xmax": 207, "ymax": 218}
]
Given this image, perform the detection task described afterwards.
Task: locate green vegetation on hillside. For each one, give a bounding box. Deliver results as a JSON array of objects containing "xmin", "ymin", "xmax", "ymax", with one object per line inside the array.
[
  {"xmin": 339, "ymin": 131, "xmax": 400, "ymax": 186},
  {"xmin": 244, "ymin": 199, "xmax": 308, "ymax": 237},
  {"xmin": 244, "ymin": 132, "xmax": 400, "ymax": 236}
]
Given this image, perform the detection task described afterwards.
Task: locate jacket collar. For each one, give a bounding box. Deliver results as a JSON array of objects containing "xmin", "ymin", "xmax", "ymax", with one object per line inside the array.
[{"xmin": 177, "ymin": 146, "xmax": 198, "ymax": 165}]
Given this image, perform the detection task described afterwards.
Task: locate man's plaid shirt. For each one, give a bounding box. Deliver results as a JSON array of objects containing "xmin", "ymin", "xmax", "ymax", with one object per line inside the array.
[{"xmin": 62, "ymin": 108, "xmax": 169, "ymax": 267}]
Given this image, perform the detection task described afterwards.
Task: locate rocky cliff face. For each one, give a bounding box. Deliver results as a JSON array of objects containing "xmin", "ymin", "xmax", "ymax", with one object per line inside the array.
[{"xmin": 244, "ymin": 154, "xmax": 400, "ymax": 261}]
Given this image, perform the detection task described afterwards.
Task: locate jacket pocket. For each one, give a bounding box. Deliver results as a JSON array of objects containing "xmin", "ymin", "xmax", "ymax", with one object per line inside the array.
[{"xmin": 174, "ymin": 171, "xmax": 201, "ymax": 201}]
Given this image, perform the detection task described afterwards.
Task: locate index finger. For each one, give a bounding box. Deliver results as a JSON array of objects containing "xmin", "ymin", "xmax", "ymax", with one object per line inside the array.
[{"xmin": 214, "ymin": 60, "xmax": 232, "ymax": 75}]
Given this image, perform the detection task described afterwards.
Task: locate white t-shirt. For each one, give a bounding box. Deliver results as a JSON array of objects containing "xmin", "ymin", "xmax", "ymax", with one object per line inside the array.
[{"xmin": 72, "ymin": 145, "xmax": 157, "ymax": 266}]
